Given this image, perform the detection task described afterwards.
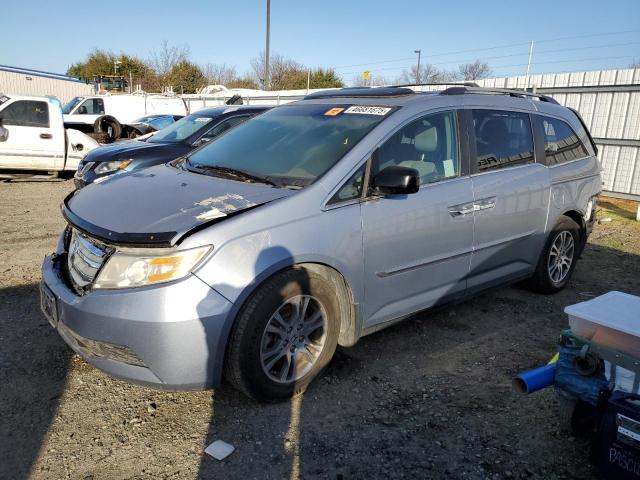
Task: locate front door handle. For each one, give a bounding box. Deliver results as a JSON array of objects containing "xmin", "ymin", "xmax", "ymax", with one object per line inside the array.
[{"xmin": 40, "ymin": 133, "xmax": 52, "ymax": 139}]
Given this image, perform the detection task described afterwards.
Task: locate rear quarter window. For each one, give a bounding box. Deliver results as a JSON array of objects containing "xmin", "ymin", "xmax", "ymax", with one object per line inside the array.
[{"xmin": 538, "ymin": 115, "xmax": 588, "ymax": 165}]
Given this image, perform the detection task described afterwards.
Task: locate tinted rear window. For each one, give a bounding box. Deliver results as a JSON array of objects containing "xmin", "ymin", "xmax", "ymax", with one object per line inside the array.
[
  {"xmin": 472, "ymin": 109, "xmax": 534, "ymax": 172},
  {"xmin": 539, "ymin": 115, "xmax": 588, "ymax": 165}
]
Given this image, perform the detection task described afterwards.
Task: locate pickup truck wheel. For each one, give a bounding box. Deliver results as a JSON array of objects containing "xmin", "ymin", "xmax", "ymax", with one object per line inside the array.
[
  {"xmin": 224, "ymin": 267, "xmax": 340, "ymax": 402},
  {"xmin": 528, "ymin": 216, "xmax": 581, "ymax": 294}
]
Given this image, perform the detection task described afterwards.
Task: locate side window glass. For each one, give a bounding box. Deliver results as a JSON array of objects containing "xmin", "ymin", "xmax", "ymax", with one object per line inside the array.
[
  {"xmin": 372, "ymin": 110, "xmax": 459, "ymax": 185},
  {"xmin": 202, "ymin": 116, "xmax": 248, "ymax": 141},
  {"xmin": 541, "ymin": 116, "xmax": 588, "ymax": 165},
  {"xmin": 328, "ymin": 164, "xmax": 366, "ymax": 204},
  {"xmin": 0, "ymin": 101, "xmax": 49, "ymax": 127},
  {"xmin": 472, "ymin": 110, "xmax": 534, "ymax": 172},
  {"xmin": 77, "ymin": 99, "xmax": 104, "ymax": 115}
]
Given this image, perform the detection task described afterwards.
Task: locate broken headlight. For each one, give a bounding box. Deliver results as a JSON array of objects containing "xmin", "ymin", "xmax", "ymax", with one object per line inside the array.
[
  {"xmin": 93, "ymin": 245, "xmax": 211, "ymax": 289},
  {"xmin": 94, "ymin": 159, "xmax": 132, "ymax": 175}
]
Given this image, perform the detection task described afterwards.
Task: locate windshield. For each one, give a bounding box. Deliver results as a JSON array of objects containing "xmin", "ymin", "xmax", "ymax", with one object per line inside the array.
[
  {"xmin": 135, "ymin": 115, "xmax": 175, "ymax": 130},
  {"xmin": 149, "ymin": 115, "xmax": 213, "ymax": 143},
  {"xmin": 185, "ymin": 104, "xmax": 390, "ymax": 186},
  {"xmin": 62, "ymin": 97, "xmax": 83, "ymax": 114}
]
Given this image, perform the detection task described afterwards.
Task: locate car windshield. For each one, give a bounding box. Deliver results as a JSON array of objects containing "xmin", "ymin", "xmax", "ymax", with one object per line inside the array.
[
  {"xmin": 62, "ymin": 97, "xmax": 83, "ymax": 114},
  {"xmin": 135, "ymin": 115, "xmax": 175, "ymax": 130},
  {"xmin": 184, "ymin": 104, "xmax": 390, "ymax": 187},
  {"xmin": 148, "ymin": 115, "xmax": 214, "ymax": 143}
]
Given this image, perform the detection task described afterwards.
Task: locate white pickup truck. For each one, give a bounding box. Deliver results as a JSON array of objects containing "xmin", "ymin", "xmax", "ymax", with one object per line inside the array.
[
  {"xmin": 0, "ymin": 94, "xmax": 98, "ymax": 173},
  {"xmin": 62, "ymin": 93, "xmax": 188, "ymax": 141}
]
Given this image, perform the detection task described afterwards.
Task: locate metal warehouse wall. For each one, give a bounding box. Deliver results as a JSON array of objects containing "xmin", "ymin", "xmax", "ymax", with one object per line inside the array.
[
  {"xmin": 183, "ymin": 68, "xmax": 640, "ymax": 198},
  {"xmin": 0, "ymin": 68, "xmax": 94, "ymax": 103}
]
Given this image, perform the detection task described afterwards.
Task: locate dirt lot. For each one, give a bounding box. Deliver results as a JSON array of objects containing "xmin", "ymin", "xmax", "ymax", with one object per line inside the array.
[{"xmin": 1, "ymin": 179, "xmax": 638, "ymax": 480}]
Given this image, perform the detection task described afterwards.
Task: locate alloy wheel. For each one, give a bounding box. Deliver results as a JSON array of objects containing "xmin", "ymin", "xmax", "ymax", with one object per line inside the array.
[
  {"xmin": 547, "ymin": 230, "xmax": 575, "ymax": 283},
  {"xmin": 260, "ymin": 294, "xmax": 328, "ymax": 384}
]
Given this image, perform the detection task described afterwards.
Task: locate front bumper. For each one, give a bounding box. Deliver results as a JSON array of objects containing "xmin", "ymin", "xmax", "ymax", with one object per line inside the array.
[{"xmin": 41, "ymin": 254, "xmax": 236, "ymax": 390}]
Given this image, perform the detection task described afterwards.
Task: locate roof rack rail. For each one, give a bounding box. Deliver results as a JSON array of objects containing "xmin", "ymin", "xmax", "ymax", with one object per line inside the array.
[
  {"xmin": 440, "ymin": 86, "xmax": 559, "ymax": 104},
  {"xmin": 390, "ymin": 81, "xmax": 480, "ymax": 88},
  {"xmin": 304, "ymin": 86, "xmax": 415, "ymax": 100}
]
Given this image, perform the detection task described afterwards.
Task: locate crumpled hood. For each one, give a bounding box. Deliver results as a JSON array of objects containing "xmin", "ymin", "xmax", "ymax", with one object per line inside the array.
[
  {"xmin": 65, "ymin": 164, "xmax": 295, "ymax": 245},
  {"xmin": 82, "ymin": 139, "xmax": 176, "ymax": 163}
]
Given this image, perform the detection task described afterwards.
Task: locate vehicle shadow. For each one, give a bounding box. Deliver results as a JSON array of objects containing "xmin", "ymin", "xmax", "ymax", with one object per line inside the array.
[
  {"xmin": 193, "ymin": 236, "xmax": 638, "ymax": 479},
  {"xmin": 196, "ymin": 246, "xmax": 311, "ymax": 479},
  {"xmin": 0, "ymin": 283, "xmax": 72, "ymax": 479}
]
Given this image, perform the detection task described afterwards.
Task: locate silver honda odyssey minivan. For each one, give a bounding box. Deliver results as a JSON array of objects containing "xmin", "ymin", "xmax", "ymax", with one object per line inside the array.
[{"xmin": 41, "ymin": 85, "xmax": 601, "ymax": 401}]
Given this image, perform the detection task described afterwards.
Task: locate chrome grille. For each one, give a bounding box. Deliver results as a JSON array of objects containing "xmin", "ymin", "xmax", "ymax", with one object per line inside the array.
[{"xmin": 67, "ymin": 229, "xmax": 107, "ymax": 289}]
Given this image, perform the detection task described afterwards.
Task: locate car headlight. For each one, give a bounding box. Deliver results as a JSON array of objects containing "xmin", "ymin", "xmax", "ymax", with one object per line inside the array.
[
  {"xmin": 94, "ymin": 159, "xmax": 132, "ymax": 175},
  {"xmin": 93, "ymin": 245, "xmax": 211, "ymax": 289}
]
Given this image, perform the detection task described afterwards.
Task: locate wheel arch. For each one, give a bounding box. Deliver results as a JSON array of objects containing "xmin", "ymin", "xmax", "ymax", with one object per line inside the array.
[
  {"xmin": 227, "ymin": 260, "xmax": 362, "ymax": 349},
  {"xmin": 560, "ymin": 209, "xmax": 587, "ymax": 253}
]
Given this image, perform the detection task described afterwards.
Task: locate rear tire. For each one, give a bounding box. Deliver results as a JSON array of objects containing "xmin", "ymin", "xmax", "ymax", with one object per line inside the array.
[
  {"xmin": 528, "ymin": 216, "xmax": 581, "ymax": 294},
  {"xmin": 224, "ymin": 267, "xmax": 340, "ymax": 402}
]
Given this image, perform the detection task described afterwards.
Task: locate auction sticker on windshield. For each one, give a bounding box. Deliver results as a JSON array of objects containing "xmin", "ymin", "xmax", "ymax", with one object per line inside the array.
[{"xmin": 344, "ymin": 106, "xmax": 392, "ymax": 116}]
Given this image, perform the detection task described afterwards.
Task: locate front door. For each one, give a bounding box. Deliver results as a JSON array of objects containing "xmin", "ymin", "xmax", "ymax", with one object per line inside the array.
[
  {"xmin": 361, "ymin": 110, "xmax": 475, "ymax": 327},
  {"xmin": 0, "ymin": 100, "xmax": 65, "ymax": 170}
]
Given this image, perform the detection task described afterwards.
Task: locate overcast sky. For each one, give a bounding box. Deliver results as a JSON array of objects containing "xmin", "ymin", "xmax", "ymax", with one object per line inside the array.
[{"xmin": 2, "ymin": 0, "xmax": 639, "ymax": 81}]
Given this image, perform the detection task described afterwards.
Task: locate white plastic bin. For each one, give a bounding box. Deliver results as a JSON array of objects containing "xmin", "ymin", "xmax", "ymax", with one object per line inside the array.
[{"xmin": 565, "ymin": 291, "xmax": 640, "ymax": 357}]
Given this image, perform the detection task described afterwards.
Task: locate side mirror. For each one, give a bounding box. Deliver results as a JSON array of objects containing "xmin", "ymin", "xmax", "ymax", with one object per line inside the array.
[
  {"xmin": 373, "ymin": 165, "xmax": 420, "ymax": 195},
  {"xmin": 0, "ymin": 124, "xmax": 8, "ymax": 142}
]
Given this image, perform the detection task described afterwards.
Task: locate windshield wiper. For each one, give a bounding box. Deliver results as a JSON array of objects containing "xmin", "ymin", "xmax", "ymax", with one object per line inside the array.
[{"xmin": 189, "ymin": 163, "xmax": 279, "ymax": 187}]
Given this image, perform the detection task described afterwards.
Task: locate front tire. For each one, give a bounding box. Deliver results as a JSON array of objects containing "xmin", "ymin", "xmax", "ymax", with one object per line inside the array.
[
  {"xmin": 224, "ymin": 267, "xmax": 340, "ymax": 402},
  {"xmin": 528, "ymin": 216, "xmax": 581, "ymax": 294}
]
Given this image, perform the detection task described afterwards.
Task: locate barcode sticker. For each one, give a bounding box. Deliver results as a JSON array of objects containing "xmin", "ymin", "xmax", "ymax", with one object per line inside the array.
[{"xmin": 344, "ymin": 106, "xmax": 392, "ymax": 116}]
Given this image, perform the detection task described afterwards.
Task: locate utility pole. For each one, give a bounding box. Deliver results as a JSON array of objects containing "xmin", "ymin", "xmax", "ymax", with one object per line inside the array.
[
  {"xmin": 306, "ymin": 69, "xmax": 310, "ymax": 94},
  {"xmin": 525, "ymin": 40, "xmax": 534, "ymax": 90},
  {"xmin": 265, "ymin": 0, "xmax": 271, "ymax": 91},
  {"xmin": 414, "ymin": 49, "xmax": 421, "ymax": 84}
]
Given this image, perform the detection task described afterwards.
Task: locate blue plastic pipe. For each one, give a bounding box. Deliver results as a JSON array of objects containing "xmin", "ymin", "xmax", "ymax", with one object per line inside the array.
[{"xmin": 513, "ymin": 363, "xmax": 557, "ymax": 394}]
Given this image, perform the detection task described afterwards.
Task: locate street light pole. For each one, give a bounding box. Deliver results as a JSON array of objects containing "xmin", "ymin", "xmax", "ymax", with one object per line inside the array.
[
  {"xmin": 414, "ymin": 50, "xmax": 421, "ymax": 85},
  {"xmin": 265, "ymin": 0, "xmax": 271, "ymax": 91}
]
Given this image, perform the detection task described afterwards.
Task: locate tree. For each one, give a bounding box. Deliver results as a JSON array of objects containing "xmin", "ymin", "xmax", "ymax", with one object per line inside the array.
[
  {"xmin": 203, "ymin": 63, "xmax": 238, "ymax": 85},
  {"xmin": 459, "ymin": 60, "xmax": 492, "ymax": 80},
  {"xmin": 397, "ymin": 64, "xmax": 456, "ymax": 85},
  {"xmin": 351, "ymin": 73, "xmax": 389, "ymax": 87},
  {"xmin": 148, "ymin": 40, "xmax": 191, "ymax": 79},
  {"xmin": 166, "ymin": 60, "xmax": 206, "ymax": 94},
  {"xmin": 67, "ymin": 50, "xmax": 155, "ymax": 91},
  {"xmin": 250, "ymin": 51, "xmax": 343, "ymax": 90},
  {"xmin": 308, "ymin": 68, "xmax": 344, "ymax": 89},
  {"xmin": 227, "ymin": 76, "xmax": 260, "ymax": 89}
]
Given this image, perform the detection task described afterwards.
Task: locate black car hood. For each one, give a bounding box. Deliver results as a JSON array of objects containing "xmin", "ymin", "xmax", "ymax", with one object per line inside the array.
[
  {"xmin": 82, "ymin": 139, "xmax": 185, "ymax": 163},
  {"xmin": 64, "ymin": 164, "xmax": 295, "ymax": 246}
]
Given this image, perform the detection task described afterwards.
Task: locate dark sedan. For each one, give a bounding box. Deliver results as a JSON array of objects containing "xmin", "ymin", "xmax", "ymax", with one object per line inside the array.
[{"xmin": 74, "ymin": 106, "xmax": 270, "ymax": 188}]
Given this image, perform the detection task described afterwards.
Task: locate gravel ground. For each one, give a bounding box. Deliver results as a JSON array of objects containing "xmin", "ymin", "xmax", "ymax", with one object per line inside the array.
[{"xmin": 1, "ymin": 179, "xmax": 638, "ymax": 480}]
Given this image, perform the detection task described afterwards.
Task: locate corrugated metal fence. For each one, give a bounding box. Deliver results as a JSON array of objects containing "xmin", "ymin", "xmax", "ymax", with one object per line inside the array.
[{"xmin": 186, "ymin": 68, "xmax": 640, "ymax": 199}]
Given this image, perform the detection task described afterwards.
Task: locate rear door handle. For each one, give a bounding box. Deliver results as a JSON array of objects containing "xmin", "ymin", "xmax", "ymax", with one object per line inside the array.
[
  {"xmin": 40, "ymin": 133, "xmax": 52, "ymax": 139},
  {"xmin": 448, "ymin": 202, "xmax": 475, "ymax": 217},
  {"xmin": 475, "ymin": 197, "xmax": 496, "ymax": 211}
]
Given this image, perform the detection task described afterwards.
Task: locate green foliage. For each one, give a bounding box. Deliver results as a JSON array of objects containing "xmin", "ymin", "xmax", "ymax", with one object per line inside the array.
[
  {"xmin": 309, "ymin": 68, "xmax": 344, "ymax": 89},
  {"xmin": 227, "ymin": 77, "xmax": 259, "ymax": 89},
  {"xmin": 166, "ymin": 60, "xmax": 206, "ymax": 94},
  {"xmin": 67, "ymin": 49, "xmax": 156, "ymax": 90}
]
